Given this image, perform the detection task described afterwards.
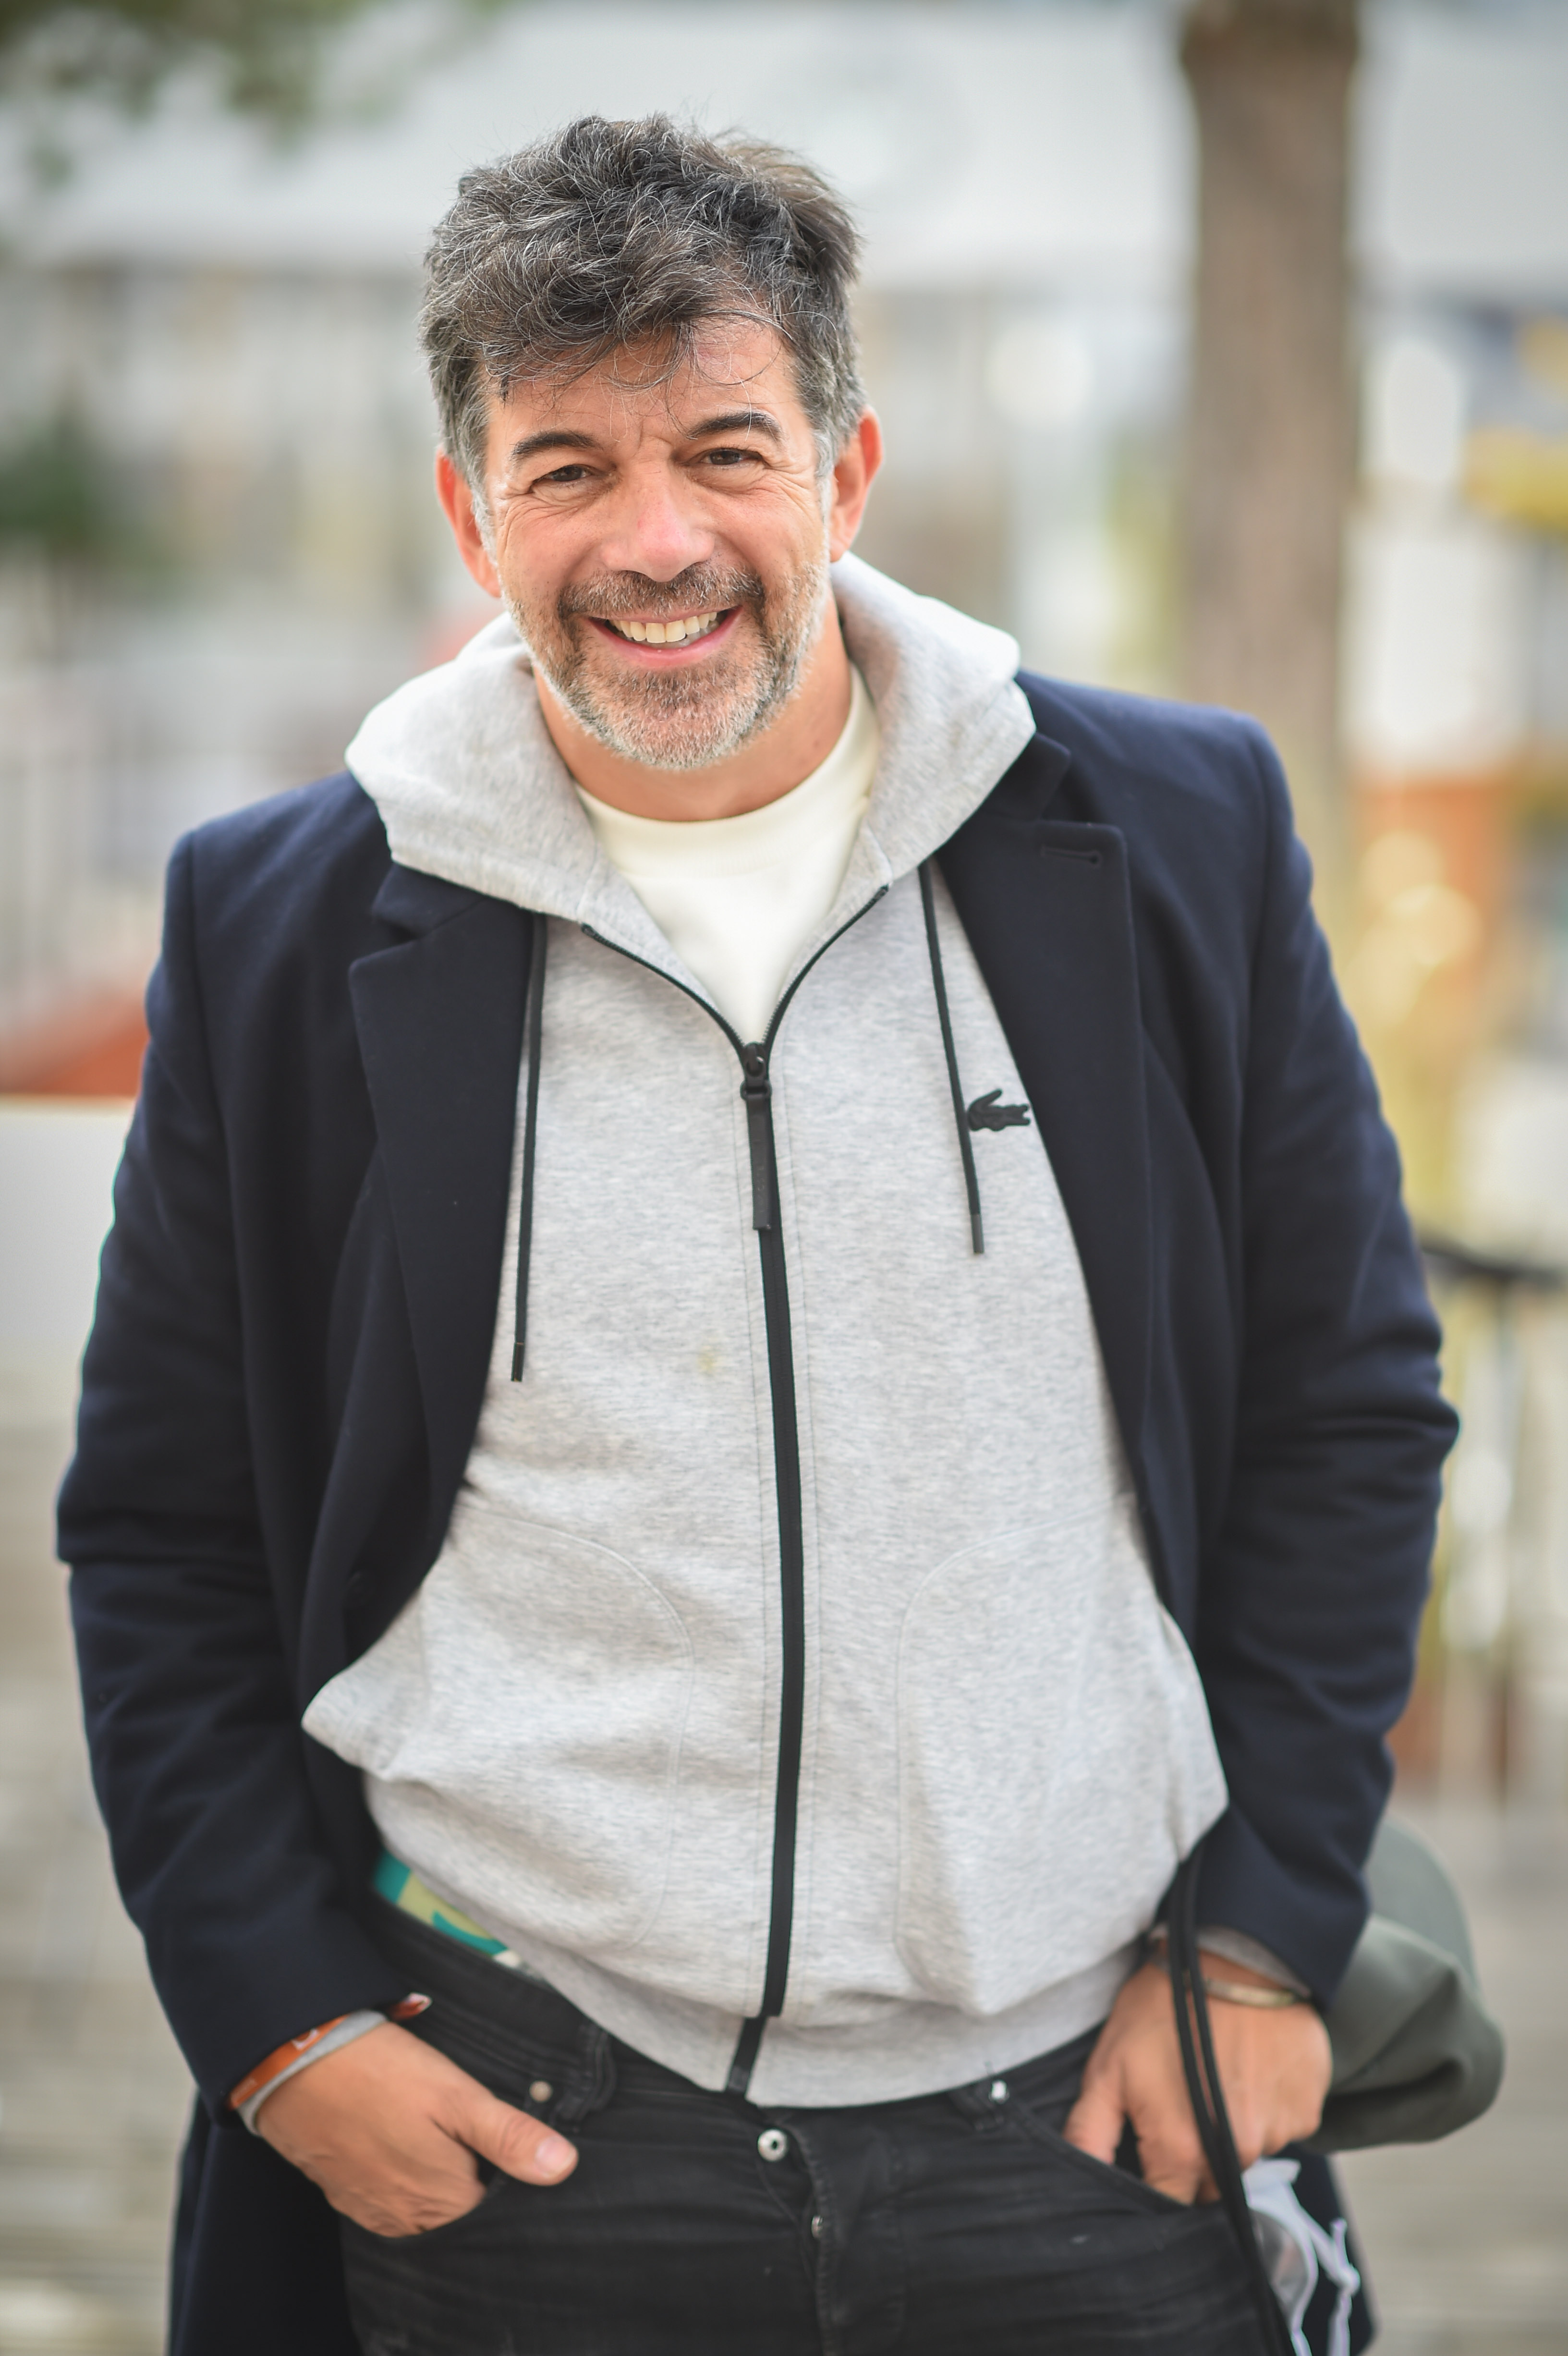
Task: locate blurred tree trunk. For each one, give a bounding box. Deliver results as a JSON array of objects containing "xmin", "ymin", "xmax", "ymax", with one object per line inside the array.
[{"xmin": 1179, "ymin": 0, "xmax": 1359, "ymax": 895}]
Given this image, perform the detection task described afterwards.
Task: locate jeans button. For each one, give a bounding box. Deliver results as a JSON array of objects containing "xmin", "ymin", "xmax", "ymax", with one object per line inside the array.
[{"xmin": 757, "ymin": 2127, "xmax": 789, "ymax": 2162}]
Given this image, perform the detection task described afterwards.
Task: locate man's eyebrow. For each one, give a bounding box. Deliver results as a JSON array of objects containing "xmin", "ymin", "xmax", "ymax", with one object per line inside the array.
[
  {"xmin": 687, "ymin": 409, "xmax": 783, "ymax": 443},
  {"xmin": 508, "ymin": 429, "xmax": 598, "ymax": 464},
  {"xmin": 506, "ymin": 410, "xmax": 783, "ymax": 466}
]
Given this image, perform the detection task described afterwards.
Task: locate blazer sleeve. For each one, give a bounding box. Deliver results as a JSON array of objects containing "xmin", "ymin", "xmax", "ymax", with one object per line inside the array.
[
  {"xmin": 1192, "ymin": 725, "xmax": 1458, "ymax": 2002},
  {"xmin": 59, "ymin": 836, "xmax": 408, "ymax": 2117}
]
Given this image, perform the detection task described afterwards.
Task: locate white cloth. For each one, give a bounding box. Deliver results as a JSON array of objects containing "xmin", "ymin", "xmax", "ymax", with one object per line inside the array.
[
  {"xmin": 573, "ymin": 665, "xmax": 880, "ymax": 1045},
  {"xmin": 1245, "ymin": 2159, "xmax": 1361, "ymax": 2356}
]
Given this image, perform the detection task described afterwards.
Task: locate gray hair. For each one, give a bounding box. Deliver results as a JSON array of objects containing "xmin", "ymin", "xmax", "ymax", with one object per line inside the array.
[{"xmin": 420, "ymin": 115, "xmax": 866, "ymax": 491}]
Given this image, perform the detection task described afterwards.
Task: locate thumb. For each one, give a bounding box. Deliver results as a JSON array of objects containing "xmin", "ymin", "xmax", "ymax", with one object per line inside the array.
[
  {"xmin": 456, "ymin": 2085, "xmax": 579, "ymax": 2187},
  {"xmin": 1062, "ymin": 2067, "xmax": 1126, "ymax": 2166}
]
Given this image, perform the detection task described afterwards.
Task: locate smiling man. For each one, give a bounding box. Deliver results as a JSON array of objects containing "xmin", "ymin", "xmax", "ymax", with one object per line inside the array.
[
  {"xmin": 61, "ymin": 118, "xmax": 1452, "ymax": 2356},
  {"xmin": 478, "ymin": 385, "xmax": 851, "ymax": 797}
]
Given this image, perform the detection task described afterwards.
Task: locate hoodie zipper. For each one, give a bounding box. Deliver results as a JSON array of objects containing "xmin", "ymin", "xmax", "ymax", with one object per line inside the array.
[{"xmin": 581, "ymin": 886, "xmax": 887, "ymax": 2092}]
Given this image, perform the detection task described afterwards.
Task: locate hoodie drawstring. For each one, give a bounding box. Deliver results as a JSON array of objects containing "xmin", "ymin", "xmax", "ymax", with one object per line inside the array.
[
  {"xmin": 513, "ymin": 871, "xmax": 984, "ymax": 1382},
  {"xmin": 511, "ymin": 915, "xmax": 547, "ymax": 1381},
  {"xmin": 909, "ymin": 867, "xmax": 984, "ymax": 1263},
  {"xmin": 918, "ymin": 860, "xmax": 985, "ymax": 1255}
]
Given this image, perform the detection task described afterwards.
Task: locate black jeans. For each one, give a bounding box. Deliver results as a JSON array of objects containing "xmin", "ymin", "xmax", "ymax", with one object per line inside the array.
[{"xmin": 342, "ymin": 1901, "xmax": 1261, "ymax": 2356}]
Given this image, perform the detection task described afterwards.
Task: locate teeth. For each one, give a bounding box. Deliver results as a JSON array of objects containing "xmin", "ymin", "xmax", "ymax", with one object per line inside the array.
[{"xmin": 609, "ymin": 611, "xmax": 720, "ymax": 646}]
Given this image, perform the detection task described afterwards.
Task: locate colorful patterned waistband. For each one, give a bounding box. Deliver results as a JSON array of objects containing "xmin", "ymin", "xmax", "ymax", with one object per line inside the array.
[{"xmin": 372, "ymin": 1848, "xmax": 522, "ymax": 1963}]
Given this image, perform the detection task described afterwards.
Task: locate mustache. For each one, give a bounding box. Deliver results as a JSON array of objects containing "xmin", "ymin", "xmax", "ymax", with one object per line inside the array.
[{"xmin": 558, "ymin": 565, "xmax": 764, "ymax": 623}]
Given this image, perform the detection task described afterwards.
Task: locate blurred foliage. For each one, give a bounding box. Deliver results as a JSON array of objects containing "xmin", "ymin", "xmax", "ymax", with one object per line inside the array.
[
  {"xmin": 0, "ymin": 411, "xmax": 151, "ymax": 570},
  {"xmin": 0, "ymin": 0, "xmax": 378, "ymax": 124},
  {"xmin": 0, "ymin": 0, "xmax": 509, "ymax": 132}
]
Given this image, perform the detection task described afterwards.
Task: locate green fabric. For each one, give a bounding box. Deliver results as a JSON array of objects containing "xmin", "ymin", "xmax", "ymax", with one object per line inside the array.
[
  {"xmin": 373, "ymin": 1847, "xmax": 510, "ymax": 1956},
  {"xmin": 1307, "ymin": 1818, "xmax": 1505, "ymax": 2151},
  {"xmin": 370, "ymin": 1850, "xmax": 411, "ymax": 1906}
]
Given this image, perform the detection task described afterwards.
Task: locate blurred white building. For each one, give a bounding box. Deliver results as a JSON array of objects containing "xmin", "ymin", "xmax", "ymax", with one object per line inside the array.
[{"xmin": 0, "ymin": 0, "xmax": 1566, "ymax": 1077}]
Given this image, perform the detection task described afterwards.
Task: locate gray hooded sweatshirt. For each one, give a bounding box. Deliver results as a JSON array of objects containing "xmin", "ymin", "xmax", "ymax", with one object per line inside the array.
[{"xmin": 304, "ymin": 554, "xmax": 1227, "ymax": 2107}]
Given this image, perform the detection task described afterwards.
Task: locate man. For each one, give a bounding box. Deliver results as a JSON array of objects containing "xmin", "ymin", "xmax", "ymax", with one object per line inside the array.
[{"xmin": 61, "ymin": 117, "xmax": 1454, "ymax": 2356}]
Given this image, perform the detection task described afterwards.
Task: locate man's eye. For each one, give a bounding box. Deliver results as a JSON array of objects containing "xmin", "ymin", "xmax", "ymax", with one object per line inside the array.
[
  {"xmin": 700, "ymin": 446, "xmax": 758, "ymax": 468},
  {"xmin": 535, "ymin": 464, "xmax": 592, "ymax": 488}
]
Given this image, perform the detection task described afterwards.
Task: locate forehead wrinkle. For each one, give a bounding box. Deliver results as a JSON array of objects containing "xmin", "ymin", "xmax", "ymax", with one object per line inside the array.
[{"xmin": 534, "ymin": 319, "xmax": 793, "ymax": 441}]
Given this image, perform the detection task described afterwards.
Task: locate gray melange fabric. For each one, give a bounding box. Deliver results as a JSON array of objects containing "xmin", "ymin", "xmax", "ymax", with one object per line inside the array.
[{"xmin": 305, "ymin": 555, "xmax": 1227, "ymax": 2105}]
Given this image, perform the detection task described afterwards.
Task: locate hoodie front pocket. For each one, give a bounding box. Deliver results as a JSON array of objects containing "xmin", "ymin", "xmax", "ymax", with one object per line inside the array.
[
  {"xmin": 306, "ymin": 1507, "xmax": 695, "ymax": 1956},
  {"xmin": 893, "ymin": 1503, "xmax": 1225, "ymax": 2017}
]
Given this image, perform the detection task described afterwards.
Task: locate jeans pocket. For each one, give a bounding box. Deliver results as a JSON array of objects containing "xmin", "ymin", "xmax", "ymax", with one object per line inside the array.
[
  {"xmin": 1005, "ymin": 2099, "xmax": 1197, "ymax": 2218},
  {"xmin": 341, "ymin": 2166, "xmax": 516, "ymax": 2256}
]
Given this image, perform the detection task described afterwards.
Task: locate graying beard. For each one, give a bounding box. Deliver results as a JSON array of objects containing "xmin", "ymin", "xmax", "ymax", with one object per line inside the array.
[
  {"xmin": 517, "ymin": 564, "xmax": 826, "ymax": 773},
  {"xmin": 549, "ymin": 635, "xmax": 807, "ymax": 770}
]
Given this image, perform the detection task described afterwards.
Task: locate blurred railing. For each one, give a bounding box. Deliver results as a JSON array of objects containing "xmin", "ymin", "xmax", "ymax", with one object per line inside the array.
[
  {"xmin": 0, "ymin": 601, "xmax": 435, "ymax": 1079},
  {"xmin": 1399, "ymin": 1239, "xmax": 1568, "ymax": 1809},
  {"xmin": 0, "ymin": 659, "xmax": 162, "ymax": 1058}
]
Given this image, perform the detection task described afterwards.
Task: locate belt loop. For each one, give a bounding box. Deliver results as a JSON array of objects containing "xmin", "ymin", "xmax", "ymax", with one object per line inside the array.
[
  {"xmin": 948, "ymin": 2077, "xmax": 1010, "ymax": 2132},
  {"xmin": 554, "ymin": 2024, "xmax": 616, "ymax": 2128}
]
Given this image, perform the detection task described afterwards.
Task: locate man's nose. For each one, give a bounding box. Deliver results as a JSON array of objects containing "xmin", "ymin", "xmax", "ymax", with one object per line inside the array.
[{"xmin": 593, "ymin": 468, "xmax": 716, "ymax": 584}]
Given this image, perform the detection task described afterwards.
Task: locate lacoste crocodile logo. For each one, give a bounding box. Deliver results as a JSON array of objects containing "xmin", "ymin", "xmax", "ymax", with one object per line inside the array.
[{"xmin": 967, "ymin": 1090, "xmax": 1032, "ymax": 1133}]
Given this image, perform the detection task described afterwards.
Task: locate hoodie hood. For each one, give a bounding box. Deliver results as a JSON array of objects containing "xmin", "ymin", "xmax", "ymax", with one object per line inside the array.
[{"xmin": 345, "ymin": 554, "xmax": 1036, "ymax": 928}]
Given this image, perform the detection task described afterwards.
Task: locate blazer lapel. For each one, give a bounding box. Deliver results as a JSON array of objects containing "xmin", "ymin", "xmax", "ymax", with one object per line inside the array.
[
  {"xmin": 941, "ymin": 735, "xmax": 1154, "ymax": 1497},
  {"xmin": 350, "ymin": 865, "xmax": 533, "ymax": 1533}
]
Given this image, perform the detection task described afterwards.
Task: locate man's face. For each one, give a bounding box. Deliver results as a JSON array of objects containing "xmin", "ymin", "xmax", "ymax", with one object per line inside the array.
[{"xmin": 451, "ymin": 324, "xmax": 861, "ymax": 771}]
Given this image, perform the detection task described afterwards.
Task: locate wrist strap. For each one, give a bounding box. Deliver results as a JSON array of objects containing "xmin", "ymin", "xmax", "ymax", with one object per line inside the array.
[
  {"xmin": 229, "ymin": 2016, "xmax": 350, "ymax": 2110},
  {"xmin": 228, "ymin": 1995, "xmax": 428, "ymax": 2111}
]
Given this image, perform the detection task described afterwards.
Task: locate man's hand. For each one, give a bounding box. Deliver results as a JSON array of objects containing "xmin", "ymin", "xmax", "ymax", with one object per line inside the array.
[
  {"xmin": 1063, "ymin": 1953, "xmax": 1331, "ymax": 2203},
  {"xmin": 256, "ymin": 2020, "xmax": 578, "ymax": 2236}
]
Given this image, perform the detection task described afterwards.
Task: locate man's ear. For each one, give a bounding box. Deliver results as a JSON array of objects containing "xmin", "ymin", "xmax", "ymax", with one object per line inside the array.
[
  {"xmin": 435, "ymin": 450, "xmax": 503, "ymax": 599},
  {"xmin": 827, "ymin": 409, "xmax": 884, "ymax": 564}
]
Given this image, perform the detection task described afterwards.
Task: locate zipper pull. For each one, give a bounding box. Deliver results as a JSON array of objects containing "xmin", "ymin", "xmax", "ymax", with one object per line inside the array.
[{"xmin": 740, "ymin": 1045, "xmax": 777, "ymax": 1233}]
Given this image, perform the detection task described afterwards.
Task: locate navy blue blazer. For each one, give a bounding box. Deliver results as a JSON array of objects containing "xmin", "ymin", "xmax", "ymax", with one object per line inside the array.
[{"xmin": 60, "ymin": 676, "xmax": 1455, "ymax": 2353}]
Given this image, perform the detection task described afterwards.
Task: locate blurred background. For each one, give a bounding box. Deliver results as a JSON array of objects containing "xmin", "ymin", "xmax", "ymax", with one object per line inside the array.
[{"xmin": 1, "ymin": 0, "xmax": 1567, "ymax": 2348}]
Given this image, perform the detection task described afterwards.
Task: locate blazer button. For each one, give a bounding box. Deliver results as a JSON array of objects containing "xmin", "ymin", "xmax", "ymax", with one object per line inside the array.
[{"xmin": 344, "ymin": 1568, "xmax": 371, "ymax": 1606}]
